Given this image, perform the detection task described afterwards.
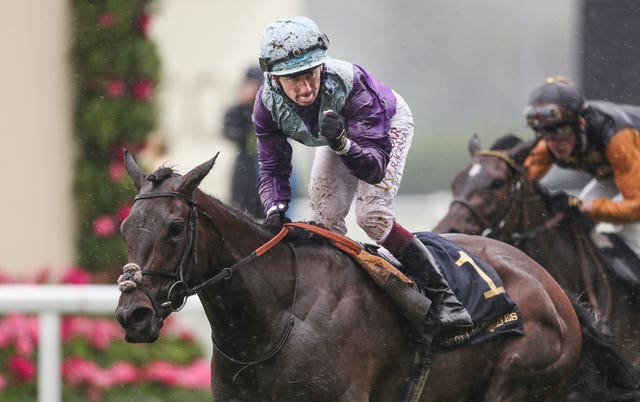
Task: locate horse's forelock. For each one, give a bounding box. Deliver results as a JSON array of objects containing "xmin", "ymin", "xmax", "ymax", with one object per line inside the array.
[{"xmin": 146, "ymin": 166, "xmax": 177, "ymax": 185}]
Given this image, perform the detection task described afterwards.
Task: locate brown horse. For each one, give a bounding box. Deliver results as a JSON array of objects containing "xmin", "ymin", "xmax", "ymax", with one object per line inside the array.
[
  {"xmin": 434, "ymin": 133, "xmax": 640, "ymax": 370},
  {"xmin": 115, "ymin": 151, "xmax": 636, "ymax": 401}
]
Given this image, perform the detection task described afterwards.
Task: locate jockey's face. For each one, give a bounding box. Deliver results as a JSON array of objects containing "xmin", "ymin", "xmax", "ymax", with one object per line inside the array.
[
  {"xmin": 277, "ymin": 66, "xmax": 322, "ymax": 106},
  {"xmin": 542, "ymin": 125, "xmax": 577, "ymax": 160},
  {"xmin": 536, "ymin": 124, "xmax": 576, "ymax": 160}
]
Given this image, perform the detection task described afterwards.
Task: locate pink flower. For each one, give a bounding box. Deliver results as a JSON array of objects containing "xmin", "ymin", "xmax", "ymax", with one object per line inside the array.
[
  {"xmin": 106, "ymin": 80, "xmax": 125, "ymax": 98},
  {"xmin": 108, "ymin": 160, "xmax": 125, "ymax": 181},
  {"xmin": 14, "ymin": 333, "xmax": 36, "ymax": 356},
  {"xmin": 62, "ymin": 356, "xmax": 98, "ymax": 386},
  {"xmin": 144, "ymin": 360, "xmax": 178, "ymax": 386},
  {"xmin": 89, "ymin": 319, "xmax": 122, "ymax": 349},
  {"xmin": 176, "ymin": 359, "xmax": 211, "ymax": 390},
  {"xmin": 116, "ymin": 203, "xmax": 132, "ymax": 223},
  {"xmin": 0, "ymin": 314, "xmax": 38, "ymax": 355},
  {"xmin": 0, "ymin": 373, "xmax": 7, "ymax": 391},
  {"xmin": 63, "ymin": 357, "xmax": 141, "ymax": 390},
  {"xmin": 62, "ymin": 317, "xmax": 121, "ymax": 349},
  {"xmin": 7, "ymin": 355, "xmax": 36, "ymax": 382},
  {"xmin": 143, "ymin": 359, "xmax": 211, "ymax": 390},
  {"xmin": 92, "ymin": 215, "xmax": 118, "ymax": 237},
  {"xmin": 61, "ymin": 267, "xmax": 92, "ymax": 285},
  {"xmin": 62, "ymin": 316, "xmax": 92, "ymax": 341},
  {"xmin": 138, "ymin": 12, "xmax": 152, "ymax": 37},
  {"xmin": 107, "ymin": 362, "xmax": 138, "ymax": 385},
  {"xmin": 33, "ymin": 268, "xmax": 51, "ymax": 284},
  {"xmin": 131, "ymin": 79, "xmax": 154, "ymax": 102},
  {"xmin": 0, "ymin": 270, "xmax": 12, "ymax": 283},
  {"xmin": 97, "ymin": 12, "xmax": 116, "ymax": 28}
]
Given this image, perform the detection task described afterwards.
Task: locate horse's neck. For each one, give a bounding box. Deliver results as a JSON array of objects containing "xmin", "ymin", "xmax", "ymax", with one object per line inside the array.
[
  {"xmin": 509, "ymin": 185, "xmax": 587, "ymax": 285},
  {"xmin": 496, "ymin": 184, "xmax": 543, "ymax": 237},
  {"xmin": 196, "ymin": 194, "xmax": 295, "ymax": 346}
]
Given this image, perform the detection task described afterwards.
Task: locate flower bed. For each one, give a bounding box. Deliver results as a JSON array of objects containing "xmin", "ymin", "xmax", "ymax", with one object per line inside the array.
[{"xmin": 0, "ymin": 269, "xmax": 212, "ymax": 401}]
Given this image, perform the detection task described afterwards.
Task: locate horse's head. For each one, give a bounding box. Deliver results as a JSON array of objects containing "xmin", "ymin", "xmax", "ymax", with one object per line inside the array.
[
  {"xmin": 433, "ymin": 133, "xmax": 534, "ymax": 236},
  {"xmin": 115, "ymin": 150, "xmax": 218, "ymax": 343}
]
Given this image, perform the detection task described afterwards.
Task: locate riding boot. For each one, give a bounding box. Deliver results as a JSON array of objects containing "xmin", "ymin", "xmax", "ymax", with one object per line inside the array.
[{"xmin": 396, "ymin": 236, "xmax": 473, "ymax": 334}]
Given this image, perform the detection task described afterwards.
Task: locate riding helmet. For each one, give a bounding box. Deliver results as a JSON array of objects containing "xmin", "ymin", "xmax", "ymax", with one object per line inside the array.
[
  {"xmin": 525, "ymin": 76, "xmax": 587, "ymax": 130},
  {"xmin": 258, "ymin": 16, "xmax": 330, "ymax": 76}
]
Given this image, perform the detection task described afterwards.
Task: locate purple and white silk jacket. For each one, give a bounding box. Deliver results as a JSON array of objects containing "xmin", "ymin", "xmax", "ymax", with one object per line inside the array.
[{"xmin": 252, "ymin": 59, "xmax": 397, "ymax": 212}]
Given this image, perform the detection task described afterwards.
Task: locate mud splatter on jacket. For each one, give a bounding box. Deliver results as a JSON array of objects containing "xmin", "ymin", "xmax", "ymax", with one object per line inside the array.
[
  {"xmin": 525, "ymin": 100, "xmax": 640, "ymax": 223},
  {"xmin": 252, "ymin": 59, "xmax": 397, "ymax": 212}
]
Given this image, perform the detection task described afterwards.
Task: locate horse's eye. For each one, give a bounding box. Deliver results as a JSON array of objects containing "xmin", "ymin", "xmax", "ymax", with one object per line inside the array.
[
  {"xmin": 168, "ymin": 221, "xmax": 184, "ymax": 238},
  {"xmin": 490, "ymin": 179, "xmax": 505, "ymax": 190}
]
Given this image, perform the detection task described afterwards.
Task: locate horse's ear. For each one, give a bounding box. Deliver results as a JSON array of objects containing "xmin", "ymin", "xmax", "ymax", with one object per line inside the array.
[
  {"xmin": 468, "ymin": 133, "xmax": 482, "ymax": 156},
  {"xmin": 508, "ymin": 139, "xmax": 536, "ymax": 166},
  {"xmin": 178, "ymin": 152, "xmax": 220, "ymax": 194},
  {"xmin": 124, "ymin": 149, "xmax": 146, "ymax": 191}
]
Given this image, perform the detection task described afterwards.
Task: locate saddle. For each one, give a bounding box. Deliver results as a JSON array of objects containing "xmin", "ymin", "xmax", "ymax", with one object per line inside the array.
[
  {"xmin": 284, "ymin": 222, "xmax": 431, "ymax": 326},
  {"xmin": 590, "ymin": 231, "xmax": 640, "ymax": 287}
]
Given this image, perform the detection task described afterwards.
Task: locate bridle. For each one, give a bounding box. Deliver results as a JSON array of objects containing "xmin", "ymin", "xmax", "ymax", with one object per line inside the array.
[
  {"xmin": 450, "ymin": 150, "xmax": 562, "ymax": 244},
  {"xmin": 117, "ymin": 190, "xmax": 299, "ymax": 376},
  {"xmin": 117, "ymin": 191, "xmax": 217, "ymax": 317}
]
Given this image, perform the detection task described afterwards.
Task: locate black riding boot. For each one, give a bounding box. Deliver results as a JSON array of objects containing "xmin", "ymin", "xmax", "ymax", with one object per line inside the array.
[{"xmin": 397, "ymin": 236, "xmax": 473, "ymax": 334}]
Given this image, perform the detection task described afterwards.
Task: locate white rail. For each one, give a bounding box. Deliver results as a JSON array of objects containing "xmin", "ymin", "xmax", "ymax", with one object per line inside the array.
[{"xmin": 0, "ymin": 284, "xmax": 202, "ymax": 402}]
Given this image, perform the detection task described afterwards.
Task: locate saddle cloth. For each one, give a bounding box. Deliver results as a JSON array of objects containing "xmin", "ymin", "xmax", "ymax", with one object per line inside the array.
[
  {"xmin": 374, "ymin": 232, "xmax": 525, "ymax": 351},
  {"xmin": 415, "ymin": 232, "xmax": 524, "ymax": 349}
]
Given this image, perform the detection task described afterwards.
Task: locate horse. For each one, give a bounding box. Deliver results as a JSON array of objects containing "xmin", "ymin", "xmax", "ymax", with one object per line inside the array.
[
  {"xmin": 115, "ymin": 150, "xmax": 638, "ymax": 401},
  {"xmin": 433, "ymin": 133, "xmax": 640, "ymax": 369}
]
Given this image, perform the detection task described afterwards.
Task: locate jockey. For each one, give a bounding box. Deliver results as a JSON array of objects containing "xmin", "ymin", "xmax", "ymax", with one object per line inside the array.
[
  {"xmin": 252, "ymin": 16, "xmax": 472, "ymax": 334},
  {"xmin": 524, "ymin": 76, "xmax": 640, "ymax": 259}
]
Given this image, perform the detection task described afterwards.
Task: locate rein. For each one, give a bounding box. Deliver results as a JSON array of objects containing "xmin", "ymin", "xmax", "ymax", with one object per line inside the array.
[{"xmin": 570, "ymin": 221, "xmax": 613, "ymax": 321}]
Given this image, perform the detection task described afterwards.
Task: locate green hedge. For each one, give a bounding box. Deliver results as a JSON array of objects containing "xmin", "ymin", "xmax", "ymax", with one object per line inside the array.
[{"xmin": 71, "ymin": 0, "xmax": 160, "ymax": 273}]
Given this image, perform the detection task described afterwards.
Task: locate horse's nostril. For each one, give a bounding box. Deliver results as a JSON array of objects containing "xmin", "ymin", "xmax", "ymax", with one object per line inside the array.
[
  {"xmin": 117, "ymin": 307, "xmax": 153, "ymax": 328},
  {"xmin": 130, "ymin": 307, "xmax": 153, "ymax": 325}
]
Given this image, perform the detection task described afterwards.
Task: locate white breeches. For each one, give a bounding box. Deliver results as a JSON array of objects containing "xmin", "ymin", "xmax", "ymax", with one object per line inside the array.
[
  {"xmin": 580, "ymin": 177, "xmax": 640, "ymax": 257},
  {"xmin": 307, "ymin": 93, "xmax": 414, "ymax": 243}
]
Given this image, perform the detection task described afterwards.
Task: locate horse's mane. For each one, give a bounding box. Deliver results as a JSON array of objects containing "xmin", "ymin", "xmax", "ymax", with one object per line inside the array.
[
  {"xmin": 143, "ymin": 165, "xmax": 334, "ymax": 248},
  {"xmin": 490, "ymin": 133, "xmax": 523, "ymax": 151}
]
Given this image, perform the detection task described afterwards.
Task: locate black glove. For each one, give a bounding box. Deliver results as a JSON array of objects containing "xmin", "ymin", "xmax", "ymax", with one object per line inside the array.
[
  {"xmin": 263, "ymin": 202, "xmax": 290, "ymax": 234},
  {"xmin": 320, "ymin": 111, "xmax": 348, "ymax": 152},
  {"xmin": 548, "ymin": 191, "xmax": 582, "ymax": 213}
]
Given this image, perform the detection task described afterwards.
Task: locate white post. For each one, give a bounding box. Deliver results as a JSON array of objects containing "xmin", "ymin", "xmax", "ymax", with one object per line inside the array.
[{"xmin": 38, "ymin": 312, "xmax": 61, "ymax": 402}]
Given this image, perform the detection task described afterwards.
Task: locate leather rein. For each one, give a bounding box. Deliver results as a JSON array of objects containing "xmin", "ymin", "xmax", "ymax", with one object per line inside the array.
[{"xmin": 117, "ymin": 191, "xmax": 299, "ymax": 376}]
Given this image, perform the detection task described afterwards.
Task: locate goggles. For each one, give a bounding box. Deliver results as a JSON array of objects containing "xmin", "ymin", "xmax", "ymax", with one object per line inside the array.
[
  {"xmin": 534, "ymin": 124, "xmax": 575, "ymax": 142},
  {"xmin": 259, "ymin": 33, "xmax": 330, "ymax": 73},
  {"xmin": 525, "ymin": 103, "xmax": 577, "ymax": 129}
]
